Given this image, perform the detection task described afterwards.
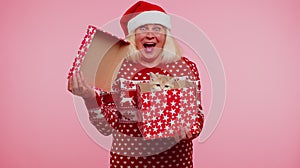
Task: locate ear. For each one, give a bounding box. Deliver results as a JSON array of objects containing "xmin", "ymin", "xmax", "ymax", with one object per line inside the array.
[{"xmin": 149, "ymin": 72, "xmax": 157, "ymax": 79}]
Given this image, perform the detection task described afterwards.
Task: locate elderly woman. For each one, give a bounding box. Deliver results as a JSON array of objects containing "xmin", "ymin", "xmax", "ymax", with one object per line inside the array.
[{"xmin": 69, "ymin": 1, "xmax": 204, "ymax": 167}]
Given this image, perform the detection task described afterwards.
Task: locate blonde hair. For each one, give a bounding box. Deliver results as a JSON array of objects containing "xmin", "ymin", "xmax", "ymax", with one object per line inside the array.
[{"xmin": 125, "ymin": 30, "xmax": 182, "ymax": 64}]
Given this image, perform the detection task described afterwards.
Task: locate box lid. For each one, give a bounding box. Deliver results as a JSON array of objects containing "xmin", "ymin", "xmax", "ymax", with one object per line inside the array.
[{"xmin": 68, "ymin": 25, "xmax": 130, "ymax": 92}]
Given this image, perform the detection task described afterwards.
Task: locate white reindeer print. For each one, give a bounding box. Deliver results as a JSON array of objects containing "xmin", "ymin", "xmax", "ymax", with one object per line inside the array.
[{"xmin": 120, "ymin": 92, "xmax": 133, "ymax": 106}]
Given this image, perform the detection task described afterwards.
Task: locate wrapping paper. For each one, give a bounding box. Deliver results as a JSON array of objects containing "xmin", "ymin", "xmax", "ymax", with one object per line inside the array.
[{"xmin": 137, "ymin": 84, "xmax": 199, "ymax": 140}]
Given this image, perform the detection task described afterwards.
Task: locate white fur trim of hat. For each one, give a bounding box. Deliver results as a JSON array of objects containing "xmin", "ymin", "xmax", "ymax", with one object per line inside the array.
[{"xmin": 127, "ymin": 11, "xmax": 171, "ymax": 33}]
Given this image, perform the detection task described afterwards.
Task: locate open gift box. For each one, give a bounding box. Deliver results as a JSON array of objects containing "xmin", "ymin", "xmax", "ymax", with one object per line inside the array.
[
  {"xmin": 136, "ymin": 80, "xmax": 200, "ymax": 140},
  {"xmin": 68, "ymin": 25, "xmax": 130, "ymax": 92}
]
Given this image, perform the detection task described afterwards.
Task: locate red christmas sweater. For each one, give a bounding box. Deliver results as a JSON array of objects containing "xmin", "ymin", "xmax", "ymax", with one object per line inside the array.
[{"xmin": 84, "ymin": 57, "xmax": 204, "ymax": 168}]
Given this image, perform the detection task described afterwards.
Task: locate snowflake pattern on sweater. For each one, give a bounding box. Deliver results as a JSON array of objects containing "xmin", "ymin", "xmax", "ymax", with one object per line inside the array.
[{"xmin": 85, "ymin": 57, "xmax": 204, "ymax": 168}]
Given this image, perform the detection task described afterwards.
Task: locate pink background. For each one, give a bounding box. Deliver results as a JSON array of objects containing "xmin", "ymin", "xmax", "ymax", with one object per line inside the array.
[{"xmin": 1, "ymin": 0, "xmax": 300, "ymax": 167}]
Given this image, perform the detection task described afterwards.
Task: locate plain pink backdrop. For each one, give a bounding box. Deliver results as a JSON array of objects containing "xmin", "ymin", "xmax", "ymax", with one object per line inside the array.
[{"xmin": 1, "ymin": 0, "xmax": 300, "ymax": 168}]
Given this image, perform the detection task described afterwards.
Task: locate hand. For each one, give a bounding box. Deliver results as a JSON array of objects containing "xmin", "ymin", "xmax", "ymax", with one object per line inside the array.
[
  {"xmin": 174, "ymin": 126, "xmax": 192, "ymax": 142},
  {"xmin": 68, "ymin": 71, "xmax": 96, "ymax": 99}
]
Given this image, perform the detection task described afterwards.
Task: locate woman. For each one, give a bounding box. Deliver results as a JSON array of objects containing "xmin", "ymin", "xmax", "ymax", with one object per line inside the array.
[{"xmin": 68, "ymin": 1, "xmax": 204, "ymax": 167}]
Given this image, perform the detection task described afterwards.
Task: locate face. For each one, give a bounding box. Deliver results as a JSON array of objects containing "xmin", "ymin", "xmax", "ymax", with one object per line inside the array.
[{"xmin": 134, "ymin": 24, "xmax": 167, "ymax": 62}]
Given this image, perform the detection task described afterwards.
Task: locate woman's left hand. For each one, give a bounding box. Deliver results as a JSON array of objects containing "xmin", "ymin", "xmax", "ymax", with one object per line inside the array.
[{"xmin": 174, "ymin": 126, "xmax": 192, "ymax": 142}]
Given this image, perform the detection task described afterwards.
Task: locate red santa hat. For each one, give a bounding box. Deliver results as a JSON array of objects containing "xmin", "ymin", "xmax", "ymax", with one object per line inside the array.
[{"xmin": 120, "ymin": 1, "xmax": 171, "ymax": 36}]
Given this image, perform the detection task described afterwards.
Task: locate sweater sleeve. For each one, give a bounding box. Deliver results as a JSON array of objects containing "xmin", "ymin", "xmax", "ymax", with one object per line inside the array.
[
  {"xmin": 182, "ymin": 57, "xmax": 205, "ymax": 140},
  {"xmin": 84, "ymin": 88, "xmax": 120, "ymax": 136}
]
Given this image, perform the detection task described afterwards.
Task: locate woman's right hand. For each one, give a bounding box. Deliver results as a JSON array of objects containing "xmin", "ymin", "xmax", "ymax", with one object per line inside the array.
[{"xmin": 68, "ymin": 71, "xmax": 96, "ymax": 99}]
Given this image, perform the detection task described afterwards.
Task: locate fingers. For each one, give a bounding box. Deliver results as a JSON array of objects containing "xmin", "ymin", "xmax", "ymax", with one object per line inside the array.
[
  {"xmin": 73, "ymin": 72, "xmax": 80, "ymax": 94},
  {"xmin": 185, "ymin": 127, "xmax": 192, "ymax": 139},
  {"xmin": 72, "ymin": 71, "xmax": 78, "ymax": 91},
  {"xmin": 80, "ymin": 71, "xmax": 96, "ymax": 98},
  {"xmin": 174, "ymin": 127, "xmax": 184, "ymax": 143},
  {"xmin": 182, "ymin": 126, "xmax": 192, "ymax": 139},
  {"xmin": 80, "ymin": 71, "xmax": 90, "ymax": 88},
  {"xmin": 76, "ymin": 71, "xmax": 84, "ymax": 90},
  {"xmin": 174, "ymin": 126, "xmax": 192, "ymax": 142},
  {"xmin": 71, "ymin": 71, "xmax": 83, "ymax": 95},
  {"xmin": 68, "ymin": 76, "xmax": 73, "ymax": 92},
  {"xmin": 180, "ymin": 126, "xmax": 186, "ymax": 138},
  {"xmin": 174, "ymin": 132, "xmax": 180, "ymax": 142},
  {"xmin": 68, "ymin": 71, "xmax": 95, "ymax": 98}
]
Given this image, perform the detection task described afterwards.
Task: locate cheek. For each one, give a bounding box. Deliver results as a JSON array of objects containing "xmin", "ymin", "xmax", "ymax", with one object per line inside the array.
[
  {"xmin": 135, "ymin": 39, "xmax": 143, "ymax": 50},
  {"xmin": 134, "ymin": 34, "xmax": 144, "ymax": 50},
  {"xmin": 157, "ymin": 36, "xmax": 166, "ymax": 48},
  {"xmin": 136, "ymin": 43, "xmax": 143, "ymax": 50}
]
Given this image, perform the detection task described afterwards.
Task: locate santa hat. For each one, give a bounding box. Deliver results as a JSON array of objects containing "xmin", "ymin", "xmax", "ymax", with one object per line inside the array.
[{"xmin": 120, "ymin": 1, "xmax": 171, "ymax": 36}]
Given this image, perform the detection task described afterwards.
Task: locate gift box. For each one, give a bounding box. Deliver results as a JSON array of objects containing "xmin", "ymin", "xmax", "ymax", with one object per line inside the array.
[
  {"xmin": 68, "ymin": 25, "xmax": 130, "ymax": 92},
  {"xmin": 136, "ymin": 80, "xmax": 200, "ymax": 140}
]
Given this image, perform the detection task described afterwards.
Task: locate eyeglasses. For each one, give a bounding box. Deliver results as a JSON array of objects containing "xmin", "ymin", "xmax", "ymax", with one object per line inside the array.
[{"xmin": 135, "ymin": 24, "xmax": 166, "ymax": 34}]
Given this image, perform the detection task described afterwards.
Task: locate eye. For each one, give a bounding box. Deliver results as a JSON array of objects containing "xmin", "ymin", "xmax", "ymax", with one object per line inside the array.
[
  {"xmin": 138, "ymin": 26, "xmax": 147, "ymax": 31},
  {"xmin": 156, "ymin": 84, "xmax": 161, "ymax": 87},
  {"xmin": 164, "ymin": 85, "xmax": 169, "ymax": 88},
  {"xmin": 153, "ymin": 27, "xmax": 161, "ymax": 32}
]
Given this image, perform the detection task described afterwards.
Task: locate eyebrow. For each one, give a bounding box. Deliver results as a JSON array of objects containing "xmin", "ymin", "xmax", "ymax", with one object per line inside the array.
[{"xmin": 141, "ymin": 24, "xmax": 164, "ymax": 27}]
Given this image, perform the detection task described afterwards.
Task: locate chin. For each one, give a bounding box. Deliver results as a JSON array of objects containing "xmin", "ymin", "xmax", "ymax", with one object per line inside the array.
[{"xmin": 141, "ymin": 52, "xmax": 157, "ymax": 59}]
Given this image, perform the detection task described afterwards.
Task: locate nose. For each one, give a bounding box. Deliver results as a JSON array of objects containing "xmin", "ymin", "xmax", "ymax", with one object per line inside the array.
[{"xmin": 145, "ymin": 31, "xmax": 155, "ymax": 39}]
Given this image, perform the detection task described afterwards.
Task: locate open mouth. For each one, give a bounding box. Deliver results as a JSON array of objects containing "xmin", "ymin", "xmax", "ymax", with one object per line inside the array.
[{"xmin": 143, "ymin": 43, "xmax": 156, "ymax": 53}]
